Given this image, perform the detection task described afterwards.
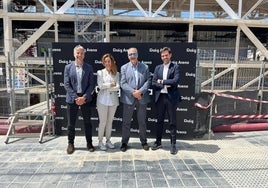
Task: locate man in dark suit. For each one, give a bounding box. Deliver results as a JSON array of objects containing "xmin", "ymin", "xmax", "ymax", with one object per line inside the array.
[
  {"xmin": 64, "ymin": 45, "xmax": 95, "ymax": 154},
  {"xmin": 120, "ymin": 47, "xmax": 151, "ymax": 152},
  {"xmin": 151, "ymin": 47, "xmax": 181, "ymax": 155}
]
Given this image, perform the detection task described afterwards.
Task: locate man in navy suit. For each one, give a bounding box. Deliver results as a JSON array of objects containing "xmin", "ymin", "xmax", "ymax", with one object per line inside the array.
[
  {"xmin": 64, "ymin": 45, "xmax": 95, "ymax": 154},
  {"xmin": 151, "ymin": 47, "xmax": 181, "ymax": 154},
  {"xmin": 120, "ymin": 47, "xmax": 151, "ymax": 152}
]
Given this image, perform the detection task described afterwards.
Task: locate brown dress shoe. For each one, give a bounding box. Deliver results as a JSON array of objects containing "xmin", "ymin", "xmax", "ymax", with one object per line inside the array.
[
  {"xmin": 67, "ymin": 143, "xmax": 74, "ymax": 154},
  {"xmin": 87, "ymin": 143, "xmax": 95, "ymax": 152}
]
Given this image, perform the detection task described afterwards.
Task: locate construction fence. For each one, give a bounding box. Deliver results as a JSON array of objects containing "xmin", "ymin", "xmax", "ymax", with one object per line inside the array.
[
  {"xmin": 197, "ymin": 49, "xmax": 267, "ymax": 91},
  {"xmin": 194, "ymin": 49, "xmax": 268, "ymax": 137}
]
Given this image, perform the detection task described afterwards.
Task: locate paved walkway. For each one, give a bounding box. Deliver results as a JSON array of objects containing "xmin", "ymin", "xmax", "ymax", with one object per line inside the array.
[{"xmin": 0, "ymin": 130, "xmax": 268, "ymax": 188}]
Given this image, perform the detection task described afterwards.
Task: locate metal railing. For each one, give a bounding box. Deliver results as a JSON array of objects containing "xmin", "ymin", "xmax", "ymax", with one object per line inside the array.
[
  {"xmin": 0, "ymin": 50, "xmax": 53, "ymax": 117},
  {"xmin": 197, "ymin": 49, "xmax": 266, "ymax": 91}
]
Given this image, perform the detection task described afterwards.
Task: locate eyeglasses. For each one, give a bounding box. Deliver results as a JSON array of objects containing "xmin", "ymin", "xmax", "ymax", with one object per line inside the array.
[{"xmin": 128, "ymin": 52, "xmax": 138, "ymax": 57}]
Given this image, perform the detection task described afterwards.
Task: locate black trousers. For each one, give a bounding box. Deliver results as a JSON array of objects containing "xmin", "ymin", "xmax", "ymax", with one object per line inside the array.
[
  {"xmin": 67, "ymin": 102, "xmax": 92, "ymax": 144},
  {"xmin": 155, "ymin": 93, "xmax": 177, "ymax": 145}
]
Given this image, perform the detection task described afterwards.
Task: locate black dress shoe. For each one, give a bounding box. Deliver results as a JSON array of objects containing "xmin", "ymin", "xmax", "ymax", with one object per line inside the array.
[
  {"xmin": 87, "ymin": 143, "xmax": 95, "ymax": 152},
  {"xmin": 120, "ymin": 143, "xmax": 127, "ymax": 152},
  {"xmin": 151, "ymin": 142, "xmax": 162, "ymax": 150},
  {"xmin": 142, "ymin": 143, "xmax": 150, "ymax": 151},
  {"xmin": 170, "ymin": 144, "xmax": 177, "ymax": 155},
  {"xmin": 67, "ymin": 143, "xmax": 74, "ymax": 154}
]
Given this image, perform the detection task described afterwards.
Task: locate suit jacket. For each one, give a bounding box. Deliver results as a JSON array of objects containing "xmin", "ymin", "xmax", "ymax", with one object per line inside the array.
[
  {"xmin": 120, "ymin": 61, "xmax": 151, "ymax": 105},
  {"xmin": 64, "ymin": 62, "xmax": 95, "ymax": 104},
  {"xmin": 97, "ymin": 69, "xmax": 120, "ymax": 106},
  {"xmin": 152, "ymin": 62, "xmax": 181, "ymax": 106}
]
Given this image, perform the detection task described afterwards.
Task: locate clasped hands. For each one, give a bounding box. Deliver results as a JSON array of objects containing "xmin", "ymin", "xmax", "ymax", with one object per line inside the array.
[
  {"xmin": 133, "ymin": 89, "xmax": 142, "ymax": 100},
  {"xmin": 75, "ymin": 96, "xmax": 86, "ymax": 105}
]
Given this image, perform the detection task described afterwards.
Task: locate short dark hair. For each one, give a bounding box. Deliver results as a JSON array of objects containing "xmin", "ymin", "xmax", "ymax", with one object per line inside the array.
[{"xmin": 160, "ymin": 47, "xmax": 171, "ymax": 54}]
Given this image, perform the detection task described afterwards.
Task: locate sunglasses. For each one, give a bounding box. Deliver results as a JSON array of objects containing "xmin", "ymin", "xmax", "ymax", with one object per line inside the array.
[{"xmin": 128, "ymin": 52, "xmax": 138, "ymax": 57}]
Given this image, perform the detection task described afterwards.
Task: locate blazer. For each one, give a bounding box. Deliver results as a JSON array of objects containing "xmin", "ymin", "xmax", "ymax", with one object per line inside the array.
[
  {"xmin": 152, "ymin": 62, "xmax": 181, "ymax": 106},
  {"xmin": 64, "ymin": 62, "xmax": 95, "ymax": 104},
  {"xmin": 96, "ymin": 69, "xmax": 120, "ymax": 106},
  {"xmin": 120, "ymin": 61, "xmax": 151, "ymax": 105}
]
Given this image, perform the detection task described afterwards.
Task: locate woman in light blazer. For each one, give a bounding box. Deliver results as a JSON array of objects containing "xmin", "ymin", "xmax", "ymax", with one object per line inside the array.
[{"xmin": 97, "ymin": 53, "xmax": 120, "ymax": 151}]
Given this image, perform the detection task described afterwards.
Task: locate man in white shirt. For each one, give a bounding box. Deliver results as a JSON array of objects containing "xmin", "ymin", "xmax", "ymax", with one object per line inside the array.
[{"xmin": 151, "ymin": 47, "xmax": 181, "ymax": 155}]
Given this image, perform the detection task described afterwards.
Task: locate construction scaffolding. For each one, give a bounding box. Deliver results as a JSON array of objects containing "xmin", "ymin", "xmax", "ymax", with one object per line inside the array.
[
  {"xmin": 3, "ymin": 50, "xmax": 55, "ymax": 143},
  {"xmin": 5, "ymin": 99, "xmax": 55, "ymax": 143},
  {"xmin": 197, "ymin": 49, "xmax": 267, "ymax": 91},
  {"xmin": 0, "ymin": 0, "xmax": 268, "ymax": 141},
  {"xmin": 74, "ymin": 0, "xmax": 105, "ymax": 42}
]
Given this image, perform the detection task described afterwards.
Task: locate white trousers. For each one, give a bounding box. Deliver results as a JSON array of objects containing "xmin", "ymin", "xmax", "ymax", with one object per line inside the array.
[{"xmin": 97, "ymin": 102, "xmax": 117, "ymax": 142}]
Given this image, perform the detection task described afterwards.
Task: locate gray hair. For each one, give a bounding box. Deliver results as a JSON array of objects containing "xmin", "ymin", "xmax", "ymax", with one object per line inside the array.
[{"xmin": 73, "ymin": 45, "xmax": 85, "ymax": 53}]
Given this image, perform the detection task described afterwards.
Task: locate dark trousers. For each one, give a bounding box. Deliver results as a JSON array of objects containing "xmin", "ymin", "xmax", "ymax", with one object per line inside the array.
[
  {"xmin": 67, "ymin": 102, "xmax": 92, "ymax": 144},
  {"xmin": 155, "ymin": 94, "xmax": 177, "ymax": 145},
  {"xmin": 121, "ymin": 100, "xmax": 147, "ymax": 145}
]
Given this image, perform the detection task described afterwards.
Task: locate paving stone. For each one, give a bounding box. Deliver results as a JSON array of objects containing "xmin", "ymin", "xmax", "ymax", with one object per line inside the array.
[{"xmin": 0, "ymin": 130, "xmax": 267, "ymax": 188}]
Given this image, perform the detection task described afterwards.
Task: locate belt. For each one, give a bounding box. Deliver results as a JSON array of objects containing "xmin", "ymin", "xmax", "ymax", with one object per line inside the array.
[{"xmin": 77, "ymin": 93, "xmax": 83, "ymax": 97}]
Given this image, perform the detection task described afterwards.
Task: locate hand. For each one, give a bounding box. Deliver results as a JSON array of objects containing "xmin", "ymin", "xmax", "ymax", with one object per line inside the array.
[
  {"xmin": 157, "ymin": 79, "xmax": 162, "ymax": 84},
  {"xmin": 75, "ymin": 96, "xmax": 86, "ymax": 105},
  {"xmin": 110, "ymin": 82, "xmax": 116, "ymax": 87},
  {"xmin": 132, "ymin": 90, "xmax": 142, "ymax": 100}
]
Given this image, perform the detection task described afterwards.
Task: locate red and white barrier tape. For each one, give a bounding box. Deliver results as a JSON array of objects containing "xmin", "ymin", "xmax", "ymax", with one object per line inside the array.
[
  {"xmin": 213, "ymin": 92, "xmax": 268, "ymax": 104},
  {"xmin": 195, "ymin": 92, "xmax": 268, "ymax": 119},
  {"xmin": 212, "ymin": 114, "xmax": 268, "ymax": 119},
  {"xmin": 194, "ymin": 94, "xmax": 216, "ymax": 109},
  {"xmin": 195, "ymin": 92, "xmax": 268, "ymax": 109}
]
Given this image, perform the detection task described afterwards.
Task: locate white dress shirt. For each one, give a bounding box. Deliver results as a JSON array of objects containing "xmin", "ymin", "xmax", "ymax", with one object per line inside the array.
[
  {"xmin": 75, "ymin": 64, "xmax": 82, "ymax": 93},
  {"xmin": 160, "ymin": 62, "xmax": 170, "ymax": 94}
]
